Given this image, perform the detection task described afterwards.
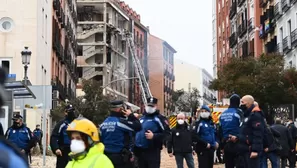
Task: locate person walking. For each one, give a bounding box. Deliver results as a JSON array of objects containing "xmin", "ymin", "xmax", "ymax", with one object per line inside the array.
[
  {"xmin": 287, "ymin": 118, "xmax": 297, "ymax": 168},
  {"xmin": 33, "ymin": 124, "xmax": 43, "ymax": 151},
  {"xmin": 167, "ymin": 113, "xmax": 195, "ymax": 168}
]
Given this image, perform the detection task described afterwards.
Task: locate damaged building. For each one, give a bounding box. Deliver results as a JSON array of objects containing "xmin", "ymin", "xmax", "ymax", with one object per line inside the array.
[{"xmin": 76, "ymin": 0, "xmax": 131, "ymax": 100}]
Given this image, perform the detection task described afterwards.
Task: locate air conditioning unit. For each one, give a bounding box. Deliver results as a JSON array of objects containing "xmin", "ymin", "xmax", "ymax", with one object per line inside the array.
[
  {"xmin": 52, "ymin": 100, "xmax": 60, "ymax": 109},
  {"xmin": 53, "ymin": 90, "xmax": 59, "ymax": 99}
]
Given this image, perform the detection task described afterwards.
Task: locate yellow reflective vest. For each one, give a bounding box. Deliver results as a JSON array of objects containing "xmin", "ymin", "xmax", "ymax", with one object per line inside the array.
[{"xmin": 66, "ymin": 143, "xmax": 114, "ymax": 168}]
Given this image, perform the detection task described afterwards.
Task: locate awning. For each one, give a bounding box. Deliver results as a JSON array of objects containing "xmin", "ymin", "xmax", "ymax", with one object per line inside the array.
[{"xmin": 4, "ymin": 81, "xmax": 36, "ymax": 99}]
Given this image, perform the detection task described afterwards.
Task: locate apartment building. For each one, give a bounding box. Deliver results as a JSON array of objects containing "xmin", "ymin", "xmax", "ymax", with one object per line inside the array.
[
  {"xmin": 148, "ymin": 35, "xmax": 176, "ymax": 115},
  {"xmin": 275, "ymin": 0, "xmax": 297, "ymax": 67},
  {"xmin": 174, "ymin": 59, "xmax": 216, "ymax": 105},
  {"xmin": 0, "ymin": 0, "xmax": 52, "ymax": 139},
  {"xmin": 213, "ymin": 0, "xmax": 218, "ymax": 78},
  {"xmin": 259, "ymin": 0, "xmax": 277, "ymax": 53},
  {"xmin": 52, "ymin": 0, "xmax": 78, "ymax": 104},
  {"xmin": 76, "ymin": 0, "xmax": 130, "ymax": 101}
]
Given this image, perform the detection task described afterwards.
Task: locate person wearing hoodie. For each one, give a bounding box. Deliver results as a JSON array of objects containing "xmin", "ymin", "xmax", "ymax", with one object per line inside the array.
[
  {"xmin": 167, "ymin": 112, "xmax": 195, "ymax": 168},
  {"xmin": 219, "ymin": 94, "xmax": 243, "ymax": 168},
  {"xmin": 66, "ymin": 117, "xmax": 114, "ymax": 168},
  {"xmin": 193, "ymin": 105, "xmax": 218, "ymax": 168},
  {"xmin": 5, "ymin": 114, "xmax": 34, "ymax": 162},
  {"xmin": 238, "ymin": 95, "xmax": 265, "ymax": 168}
]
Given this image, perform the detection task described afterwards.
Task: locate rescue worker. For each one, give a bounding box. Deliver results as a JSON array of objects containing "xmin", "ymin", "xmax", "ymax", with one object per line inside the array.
[
  {"xmin": 167, "ymin": 112, "xmax": 195, "ymax": 168},
  {"xmin": 100, "ymin": 100, "xmax": 142, "ymax": 168},
  {"xmin": 5, "ymin": 114, "xmax": 34, "ymax": 162},
  {"xmin": 134, "ymin": 97, "xmax": 170, "ymax": 168},
  {"xmin": 193, "ymin": 105, "xmax": 218, "ymax": 168},
  {"xmin": 50, "ymin": 104, "xmax": 77, "ymax": 168},
  {"xmin": 219, "ymin": 94, "xmax": 242, "ymax": 168},
  {"xmin": 0, "ymin": 68, "xmax": 30, "ymax": 168},
  {"xmin": 65, "ymin": 117, "xmax": 114, "ymax": 168},
  {"xmin": 238, "ymin": 95, "xmax": 264, "ymax": 168},
  {"xmin": 33, "ymin": 124, "xmax": 43, "ymax": 151}
]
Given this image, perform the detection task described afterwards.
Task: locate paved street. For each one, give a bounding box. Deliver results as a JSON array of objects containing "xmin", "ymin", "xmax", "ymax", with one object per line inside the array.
[{"xmin": 31, "ymin": 148, "xmax": 224, "ymax": 168}]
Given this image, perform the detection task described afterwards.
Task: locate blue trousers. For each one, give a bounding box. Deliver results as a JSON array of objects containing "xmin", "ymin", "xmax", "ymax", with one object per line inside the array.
[
  {"xmin": 175, "ymin": 153, "xmax": 194, "ymax": 168},
  {"xmin": 260, "ymin": 152, "xmax": 279, "ymax": 168}
]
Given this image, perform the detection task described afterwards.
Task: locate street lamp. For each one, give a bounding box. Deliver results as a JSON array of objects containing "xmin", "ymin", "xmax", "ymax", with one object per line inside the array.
[{"xmin": 21, "ymin": 47, "xmax": 32, "ymax": 85}]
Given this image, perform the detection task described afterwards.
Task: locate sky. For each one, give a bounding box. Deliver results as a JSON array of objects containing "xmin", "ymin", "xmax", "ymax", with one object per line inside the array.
[{"xmin": 123, "ymin": 0, "xmax": 213, "ymax": 75}]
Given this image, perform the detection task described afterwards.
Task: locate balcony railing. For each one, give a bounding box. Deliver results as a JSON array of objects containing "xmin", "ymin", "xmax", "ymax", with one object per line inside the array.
[
  {"xmin": 283, "ymin": 36, "xmax": 291, "ymax": 53},
  {"xmin": 229, "ymin": 32, "xmax": 237, "ymax": 48},
  {"xmin": 238, "ymin": 0, "xmax": 245, "ymax": 7},
  {"xmin": 229, "ymin": 2, "xmax": 237, "ymax": 19},
  {"xmin": 248, "ymin": 18, "xmax": 254, "ymax": 32},
  {"xmin": 238, "ymin": 21, "xmax": 247, "ymax": 38},
  {"xmin": 277, "ymin": 43, "xmax": 282, "ymax": 53},
  {"xmin": 281, "ymin": 0, "xmax": 290, "ymax": 13},
  {"xmin": 291, "ymin": 29, "xmax": 297, "ymax": 48},
  {"xmin": 274, "ymin": 2, "xmax": 282, "ymax": 20},
  {"xmin": 291, "ymin": 0, "xmax": 297, "ymax": 5}
]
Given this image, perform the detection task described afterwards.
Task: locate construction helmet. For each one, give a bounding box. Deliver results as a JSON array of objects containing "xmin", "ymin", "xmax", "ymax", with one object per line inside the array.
[{"xmin": 67, "ymin": 117, "xmax": 99, "ymax": 142}]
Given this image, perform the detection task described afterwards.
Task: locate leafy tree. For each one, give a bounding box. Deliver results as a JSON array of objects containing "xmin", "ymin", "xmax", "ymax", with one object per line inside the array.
[
  {"xmin": 209, "ymin": 53, "xmax": 297, "ymax": 106},
  {"xmin": 172, "ymin": 88, "xmax": 201, "ymax": 113},
  {"xmin": 51, "ymin": 79, "xmax": 110, "ymax": 125}
]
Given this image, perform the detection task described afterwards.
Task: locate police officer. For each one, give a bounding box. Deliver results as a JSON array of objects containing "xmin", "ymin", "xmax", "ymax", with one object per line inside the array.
[
  {"xmin": 193, "ymin": 105, "xmax": 218, "ymax": 168},
  {"xmin": 238, "ymin": 95, "xmax": 264, "ymax": 168},
  {"xmin": 100, "ymin": 100, "xmax": 142, "ymax": 168},
  {"xmin": 50, "ymin": 104, "xmax": 77, "ymax": 168},
  {"xmin": 219, "ymin": 94, "xmax": 242, "ymax": 168},
  {"xmin": 33, "ymin": 124, "xmax": 43, "ymax": 151},
  {"xmin": 5, "ymin": 114, "xmax": 34, "ymax": 162},
  {"xmin": 134, "ymin": 97, "xmax": 170, "ymax": 168}
]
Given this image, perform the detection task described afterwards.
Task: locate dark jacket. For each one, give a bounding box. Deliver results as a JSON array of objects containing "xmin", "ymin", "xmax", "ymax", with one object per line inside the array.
[
  {"xmin": 271, "ymin": 124, "xmax": 294, "ymax": 157},
  {"xmin": 50, "ymin": 119, "xmax": 72, "ymax": 153},
  {"xmin": 263, "ymin": 125, "xmax": 280, "ymax": 152},
  {"xmin": 238, "ymin": 105, "xmax": 265, "ymax": 153},
  {"xmin": 167, "ymin": 123, "xmax": 193, "ymax": 154},
  {"xmin": 288, "ymin": 122, "xmax": 297, "ymax": 148}
]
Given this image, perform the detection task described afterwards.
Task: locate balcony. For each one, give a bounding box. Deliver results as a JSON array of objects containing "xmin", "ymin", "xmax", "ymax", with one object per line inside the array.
[
  {"xmin": 229, "ymin": 32, "xmax": 237, "ymax": 48},
  {"xmin": 60, "ymin": 10, "xmax": 65, "ymax": 28},
  {"xmin": 291, "ymin": 29, "xmax": 297, "ymax": 48},
  {"xmin": 238, "ymin": 21, "xmax": 247, "ymax": 38},
  {"xmin": 56, "ymin": 0, "xmax": 61, "ymax": 18},
  {"xmin": 53, "ymin": 0, "xmax": 58, "ymax": 11},
  {"xmin": 77, "ymin": 24, "xmax": 104, "ymax": 39},
  {"xmin": 242, "ymin": 41, "xmax": 248, "ymax": 58},
  {"xmin": 248, "ymin": 18, "xmax": 255, "ymax": 32},
  {"xmin": 259, "ymin": 0, "xmax": 268, "ymax": 8},
  {"xmin": 238, "ymin": 0, "xmax": 245, "ymax": 7},
  {"xmin": 283, "ymin": 36, "xmax": 291, "ymax": 54},
  {"xmin": 277, "ymin": 43, "xmax": 282, "ymax": 53},
  {"xmin": 53, "ymin": 76, "xmax": 66, "ymax": 100},
  {"xmin": 229, "ymin": 2, "xmax": 237, "ymax": 19},
  {"xmin": 82, "ymin": 67, "xmax": 103, "ymax": 80},
  {"xmin": 281, "ymin": 0, "xmax": 290, "ymax": 13},
  {"xmin": 57, "ymin": 44, "xmax": 65, "ymax": 61},
  {"xmin": 274, "ymin": 2, "xmax": 282, "ymax": 20},
  {"xmin": 291, "ymin": 0, "xmax": 297, "ymax": 5}
]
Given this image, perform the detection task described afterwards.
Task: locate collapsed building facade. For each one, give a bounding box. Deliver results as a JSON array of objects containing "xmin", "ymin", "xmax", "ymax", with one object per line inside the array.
[{"xmin": 76, "ymin": 0, "xmax": 149, "ymax": 104}]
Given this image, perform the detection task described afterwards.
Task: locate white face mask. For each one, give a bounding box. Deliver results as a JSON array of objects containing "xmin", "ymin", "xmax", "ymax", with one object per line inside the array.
[
  {"xmin": 200, "ymin": 112, "xmax": 210, "ymax": 119},
  {"xmin": 145, "ymin": 106, "xmax": 156, "ymax": 114},
  {"xmin": 177, "ymin": 119, "xmax": 185, "ymax": 125},
  {"xmin": 70, "ymin": 139, "xmax": 86, "ymax": 154}
]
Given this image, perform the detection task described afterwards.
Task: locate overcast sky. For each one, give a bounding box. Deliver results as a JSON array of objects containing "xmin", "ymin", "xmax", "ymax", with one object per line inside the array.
[{"xmin": 123, "ymin": 0, "xmax": 213, "ymax": 75}]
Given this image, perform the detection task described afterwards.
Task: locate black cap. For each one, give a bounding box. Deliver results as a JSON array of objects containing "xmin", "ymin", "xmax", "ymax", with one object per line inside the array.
[
  {"xmin": 12, "ymin": 114, "xmax": 23, "ymax": 120},
  {"xmin": 65, "ymin": 104, "xmax": 74, "ymax": 112},
  {"xmin": 110, "ymin": 100, "xmax": 124, "ymax": 108},
  {"xmin": 147, "ymin": 97, "xmax": 158, "ymax": 106}
]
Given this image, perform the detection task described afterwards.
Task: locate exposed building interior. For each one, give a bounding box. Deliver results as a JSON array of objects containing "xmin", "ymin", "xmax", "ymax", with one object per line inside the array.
[{"xmin": 76, "ymin": 0, "xmax": 130, "ymax": 100}]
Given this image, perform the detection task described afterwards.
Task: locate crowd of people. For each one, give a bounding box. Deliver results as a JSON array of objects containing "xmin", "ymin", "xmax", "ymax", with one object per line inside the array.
[{"xmin": 0, "ymin": 65, "xmax": 297, "ymax": 168}]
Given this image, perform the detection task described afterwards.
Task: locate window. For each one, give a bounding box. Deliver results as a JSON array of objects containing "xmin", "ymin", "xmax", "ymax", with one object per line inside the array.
[
  {"xmin": 287, "ymin": 20, "xmax": 291, "ymax": 36},
  {"xmin": 0, "ymin": 59, "xmax": 11, "ymax": 73}
]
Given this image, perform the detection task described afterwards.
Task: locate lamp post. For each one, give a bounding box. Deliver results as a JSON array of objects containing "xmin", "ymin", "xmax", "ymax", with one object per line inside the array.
[{"xmin": 21, "ymin": 47, "xmax": 32, "ymax": 85}]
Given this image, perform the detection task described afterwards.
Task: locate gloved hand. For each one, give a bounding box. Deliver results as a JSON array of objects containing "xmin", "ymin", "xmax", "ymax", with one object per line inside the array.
[{"xmin": 0, "ymin": 68, "xmax": 7, "ymax": 107}]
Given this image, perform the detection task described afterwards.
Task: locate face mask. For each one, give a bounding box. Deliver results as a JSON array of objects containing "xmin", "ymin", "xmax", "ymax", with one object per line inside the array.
[
  {"xmin": 240, "ymin": 104, "xmax": 248, "ymax": 111},
  {"xmin": 70, "ymin": 139, "xmax": 86, "ymax": 154},
  {"xmin": 13, "ymin": 121, "xmax": 20, "ymax": 127},
  {"xmin": 145, "ymin": 106, "xmax": 156, "ymax": 114},
  {"xmin": 200, "ymin": 112, "xmax": 210, "ymax": 119},
  {"xmin": 177, "ymin": 119, "xmax": 185, "ymax": 125}
]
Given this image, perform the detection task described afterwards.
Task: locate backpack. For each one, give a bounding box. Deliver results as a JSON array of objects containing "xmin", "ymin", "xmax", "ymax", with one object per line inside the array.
[{"xmin": 266, "ymin": 126, "xmax": 282, "ymax": 154}]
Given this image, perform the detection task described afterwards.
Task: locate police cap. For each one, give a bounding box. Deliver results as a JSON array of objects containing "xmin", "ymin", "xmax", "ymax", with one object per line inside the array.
[
  {"xmin": 147, "ymin": 97, "xmax": 158, "ymax": 106},
  {"xmin": 110, "ymin": 100, "xmax": 124, "ymax": 108},
  {"xmin": 65, "ymin": 104, "xmax": 75, "ymax": 112},
  {"xmin": 12, "ymin": 114, "xmax": 23, "ymax": 120}
]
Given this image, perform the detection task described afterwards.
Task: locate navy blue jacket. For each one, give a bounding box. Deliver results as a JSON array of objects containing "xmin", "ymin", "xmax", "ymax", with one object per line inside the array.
[
  {"xmin": 50, "ymin": 118, "xmax": 72, "ymax": 153},
  {"xmin": 135, "ymin": 112, "xmax": 170, "ymax": 149},
  {"xmin": 5, "ymin": 124, "xmax": 33, "ymax": 152},
  {"xmin": 100, "ymin": 112, "xmax": 141, "ymax": 153},
  {"xmin": 193, "ymin": 118, "xmax": 217, "ymax": 151},
  {"xmin": 0, "ymin": 138, "xmax": 29, "ymax": 168},
  {"xmin": 238, "ymin": 105, "xmax": 264, "ymax": 153},
  {"xmin": 33, "ymin": 129, "xmax": 43, "ymax": 140}
]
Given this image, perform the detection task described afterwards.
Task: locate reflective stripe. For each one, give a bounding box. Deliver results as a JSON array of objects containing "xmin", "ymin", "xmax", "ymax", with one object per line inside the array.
[
  {"xmin": 117, "ymin": 122, "xmax": 134, "ymax": 131},
  {"xmin": 58, "ymin": 123, "xmax": 67, "ymax": 134},
  {"xmin": 154, "ymin": 117, "xmax": 164, "ymax": 130},
  {"xmin": 24, "ymin": 128, "xmax": 30, "ymax": 140},
  {"xmin": 197, "ymin": 123, "xmax": 203, "ymax": 133},
  {"xmin": 89, "ymin": 154, "xmax": 102, "ymax": 168},
  {"xmin": 234, "ymin": 113, "xmax": 240, "ymax": 119}
]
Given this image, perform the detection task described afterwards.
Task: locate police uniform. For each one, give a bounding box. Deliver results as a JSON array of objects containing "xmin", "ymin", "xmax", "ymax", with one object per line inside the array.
[
  {"xmin": 5, "ymin": 114, "xmax": 34, "ymax": 162},
  {"xmin": 219, "ymin": 94, "xmax": 242, "ymax": 168},
  {"xmin": 100, "ymin": 100, "xmax": 142, "ymax": 168},
  {"xmin": 50, "ymin": 105, "xmax": 76, "ymax": 168},
  {"xmin": 134, "ymin": 97, "xmax": 170, "ymax": 168},
  {"xmin": 237, "ymin": 104, "xmax": 264, "ymax": 168}
]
